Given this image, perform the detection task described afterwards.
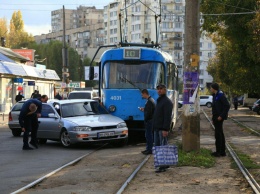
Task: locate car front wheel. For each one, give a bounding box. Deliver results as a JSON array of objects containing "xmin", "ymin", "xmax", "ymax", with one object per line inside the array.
[
  {"xmin": 12, "ymin": 129, "xmax": 22, "ymax": 137},
  {"xmin": 60, "ymin": 129, "xmax": 71, "ymax": 147},
  {"xmin": 206, "ymin": 102, "xmax": 212, "ymax": 108}
]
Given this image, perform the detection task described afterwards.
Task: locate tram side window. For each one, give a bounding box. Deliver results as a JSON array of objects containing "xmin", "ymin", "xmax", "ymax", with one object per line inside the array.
[
  {"xmin": 157, "ymin": 65, "xmax": 165, "ymax": 87},
  {"xmin": 167, "ymin": 63, "xmax": 174, "ymax": 90}
]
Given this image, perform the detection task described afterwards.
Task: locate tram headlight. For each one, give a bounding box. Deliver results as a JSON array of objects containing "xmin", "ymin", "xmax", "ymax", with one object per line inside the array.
[{"xmin": 109, "ymin": 105, "xmax": 116, "ymax": 112}]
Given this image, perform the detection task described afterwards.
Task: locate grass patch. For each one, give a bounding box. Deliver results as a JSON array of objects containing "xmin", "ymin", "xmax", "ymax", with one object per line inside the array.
[
  {"xmin": 229, "ymin": 147, "xmax": 260, "ymax": 169},
  {"xmin": 177, "ymin": 144, "xmax": 215, "ymax": 168}
]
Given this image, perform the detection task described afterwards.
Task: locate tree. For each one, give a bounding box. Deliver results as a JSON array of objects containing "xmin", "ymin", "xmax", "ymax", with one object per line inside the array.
[
  {"xmin": 0, "ymin": 18, "xmax": 8, "ymax": 39},
  {"xmin": 201, "ymin": 0, "xmax": 260, "ymax": 94},
  {"xmin": 21, "ymin": 40, "xmax": 83, "ymax": 82},
  {"xmin": 2, "ymin": 10, "xmax": 34, "ymax": 48}
]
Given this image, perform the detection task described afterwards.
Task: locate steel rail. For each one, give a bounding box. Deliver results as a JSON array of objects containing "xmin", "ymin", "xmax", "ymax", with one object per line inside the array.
[
  {"xmin": 10, "ymin": 144, "xmax": 108, "ymax": 194},
  {"xmin": 228, "ymin": 116, "xmax": 260, "ymax": 136},
  {"xmin": 202, "ymin": 108, "xmax": 260, "ymax": 194},
  {"xmin": 116, "ymin": 155, "xmax": 151, "ymax": 194},
  {"xmin": 116, "ymin": 111, "xmax": 182, "ymax": 194}
]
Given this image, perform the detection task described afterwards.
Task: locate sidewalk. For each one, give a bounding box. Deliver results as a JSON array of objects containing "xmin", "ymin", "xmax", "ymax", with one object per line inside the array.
[{"xmin": 0, "ymin": 113, "xmax": 8, "ymax": 125}]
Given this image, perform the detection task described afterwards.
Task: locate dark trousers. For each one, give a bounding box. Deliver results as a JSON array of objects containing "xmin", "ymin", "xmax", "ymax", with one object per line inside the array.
[
  {"xmin": 213, "ymin": 118, "xmax": 226, "ymax": 154},
  {"xmin": 145, "ymin": 120, "xmax": 153, "ymax": 151},
  {"xmin": 23, "ymin": 114, "xmax": 39, "ymax": 147},
  {"xmin": 234, "ymin": 103, "xmax": 238, "ymax": 110}
]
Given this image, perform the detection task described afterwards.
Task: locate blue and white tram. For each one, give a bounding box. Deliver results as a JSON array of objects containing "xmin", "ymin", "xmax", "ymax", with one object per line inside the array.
[{"xmin": 91, "ymin": 46, "xmax": 179, "ymax": 131}]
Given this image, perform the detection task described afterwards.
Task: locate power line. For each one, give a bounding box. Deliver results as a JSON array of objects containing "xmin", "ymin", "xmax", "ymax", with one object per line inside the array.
[
  {"xmin": 206, "ymin": 0, "xmax": 255, "ymax": 12},
  {"xmin": 202, "ymin": 11, "xmax": 257, "ymax": 16}
]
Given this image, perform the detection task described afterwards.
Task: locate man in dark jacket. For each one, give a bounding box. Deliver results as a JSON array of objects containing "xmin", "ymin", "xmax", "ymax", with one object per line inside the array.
[
  {"xmin": 139, "ymin": 89, "xmax": 155, "ymax": 155},
  {"xmin": 19, "ymin": 95, "xmax": 48, "ymax": 150},
  {"xmin": 210, "ymin": 83, "xmax": 230, "ymax": 157},
  {"xmin": 15, "ymin": 92, "xmax": 23, "ymax": 103},
  {"xmin": 153, "ymin": 84, "xmax": 173, "ymax": 172}
]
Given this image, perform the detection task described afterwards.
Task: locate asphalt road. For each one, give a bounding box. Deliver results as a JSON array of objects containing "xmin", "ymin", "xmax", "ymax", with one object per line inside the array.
[{"xmin": 0, "ymin": 125, "xmax": 97, "ymax": 194}]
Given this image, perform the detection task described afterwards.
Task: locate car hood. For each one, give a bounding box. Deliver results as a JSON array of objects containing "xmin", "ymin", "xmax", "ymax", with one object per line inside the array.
[{"xmin": 63, "ymin": 114, "xmax": 124, "ymax": 127}]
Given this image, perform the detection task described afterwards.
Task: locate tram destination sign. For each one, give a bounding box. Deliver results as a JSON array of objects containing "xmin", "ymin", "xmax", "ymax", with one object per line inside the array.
[{"xmin": 123, "ymin": 48, "xmax": 140, "ymax": 59}]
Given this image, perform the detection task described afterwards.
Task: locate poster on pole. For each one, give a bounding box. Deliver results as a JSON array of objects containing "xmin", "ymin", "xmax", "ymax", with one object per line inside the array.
[{"xmin": 183, "ymin": 72, "xmax": 199, "ymax": 104}]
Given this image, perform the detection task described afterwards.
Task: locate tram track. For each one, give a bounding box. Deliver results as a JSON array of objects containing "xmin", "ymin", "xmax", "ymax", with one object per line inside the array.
[
  {"xmin": 202, "ymin": 108, "xmax": 260, "ymax": 194},
  {"xmin": 10, "ymin": 144, "xmax": 108, "ymax": 194}
]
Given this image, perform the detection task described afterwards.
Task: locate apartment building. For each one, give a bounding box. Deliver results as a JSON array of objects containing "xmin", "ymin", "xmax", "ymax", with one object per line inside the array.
[{"xmin": 35, "ymin": 6, "xmax": 104, "ymax": 59}]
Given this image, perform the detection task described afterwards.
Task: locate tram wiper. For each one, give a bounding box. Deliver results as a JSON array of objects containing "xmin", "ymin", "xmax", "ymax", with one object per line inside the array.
[{"xmin": 119, "ymin": 76, "xmax": 142, "ymax": 92}]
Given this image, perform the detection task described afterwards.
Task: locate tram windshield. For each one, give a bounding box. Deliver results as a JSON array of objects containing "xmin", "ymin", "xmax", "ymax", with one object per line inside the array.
[{"xmin": 102, "ymin": 62, "xmax": 164, "ymax": 89}]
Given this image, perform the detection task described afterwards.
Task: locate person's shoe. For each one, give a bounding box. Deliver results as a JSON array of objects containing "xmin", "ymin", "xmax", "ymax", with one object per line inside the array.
[
  {"xmin": 220, "ymin": 153, "xmax": 226, "ymax": 157},
  {"xmin": 211, "ymin": 152, "xmax": 221, "ymax": 157},
  {"xmin": 155, "ymin": 167, "xmax": 166, "ymax": 173},
  {"xmin": 23, "ymin": 146, "xmax": 33, "ymax": 150},
  {"xmin": 141, "ymin": 150, "xmax": 147, "ymax": 154},
  {"xmin": 142, "ymin": 150, "xmax": 152, "ymax": 155},
  {"xmin": 29, "ymin": 142, "xmax": 38, "ymax": 149}
]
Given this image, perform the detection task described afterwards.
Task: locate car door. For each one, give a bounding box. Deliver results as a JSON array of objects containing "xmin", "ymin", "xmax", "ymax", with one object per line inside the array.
[
  {"xmin": 200, "ymin": 96, "xmax": 207, "ymax": 105},
  {"xmin": 38, "ymin": 104, "xmax": 61, "ymax": 140}
]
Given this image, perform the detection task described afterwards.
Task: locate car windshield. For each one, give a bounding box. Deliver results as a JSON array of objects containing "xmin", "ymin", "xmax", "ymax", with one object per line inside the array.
[{"xmin": 61, "ymin": 101, "xmax": 109, "ymax": 118}]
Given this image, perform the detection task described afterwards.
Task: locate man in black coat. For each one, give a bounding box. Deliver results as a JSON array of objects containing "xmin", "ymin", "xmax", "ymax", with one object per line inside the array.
[
  {"xmin": 210, "ymin": 83, "xmax": 230, "ymax": 157},
  {"xmin": 139, "ymin": 89, "xmax": 155, "ymax": 155},
  {"xmin": 15, "ymin": 92, "xmax": 23, "ymax": 103},
  {"xmin": 153, "ymin": 84, "xmax": 173, "ymax": 172}
]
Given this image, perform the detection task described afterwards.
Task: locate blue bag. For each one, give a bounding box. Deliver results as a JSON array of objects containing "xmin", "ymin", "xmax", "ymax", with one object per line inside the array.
[{"xmin": 152, "ymin": 144, "xmax": 178, "ymax": 167}]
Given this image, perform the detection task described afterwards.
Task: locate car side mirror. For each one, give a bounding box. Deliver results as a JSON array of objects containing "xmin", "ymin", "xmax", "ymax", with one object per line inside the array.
[{"xmin": 48, "ymin": 113, "xmax": 59, "ymax": 119}]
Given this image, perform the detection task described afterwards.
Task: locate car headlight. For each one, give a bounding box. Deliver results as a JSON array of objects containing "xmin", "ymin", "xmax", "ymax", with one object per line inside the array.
[
  {"xmin": 109, "ymin": 105, "xmax": 116, "ymax": 112},
  {"xmin": 73, "ymin": 126, "xmax": 92, "ymax": 131},
  {"xmin": 117, "ymin": 122, "xmax": 127, "ymax": 128}
]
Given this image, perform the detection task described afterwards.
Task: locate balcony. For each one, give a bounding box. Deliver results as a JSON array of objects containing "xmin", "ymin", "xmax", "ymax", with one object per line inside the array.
[
  {"xmin": 170, "ymin": 36, "xmax": 182, "ymax": 41},
  {"xmin": 174, "ymin": 46, "xmax": 182, "ymax": 50}
]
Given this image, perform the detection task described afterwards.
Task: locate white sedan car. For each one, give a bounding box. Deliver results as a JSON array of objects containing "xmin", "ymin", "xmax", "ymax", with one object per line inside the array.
[
  {"xmin": 178, "ymin": 95, "xmax": 213, "ymax": 108},
  {"xmin": 8, "ymin": 99, "xmax": 128, "ymax": 147}
]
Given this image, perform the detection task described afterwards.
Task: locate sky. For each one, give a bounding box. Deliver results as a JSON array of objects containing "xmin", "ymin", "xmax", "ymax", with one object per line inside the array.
[{"xmin": 1, "ymin": 0, "xmax": 112, "ymax": 36}]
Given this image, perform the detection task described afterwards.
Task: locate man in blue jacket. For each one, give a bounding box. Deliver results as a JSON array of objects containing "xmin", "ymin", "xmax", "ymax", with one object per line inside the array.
[
  {"xmin": 210, "ymin": 83, "xmax": 230, "ymax": 157},
  {"xmin": 153, "ymin": 84, "xmax": 173, "ymax": 172},
  {"xmin": 19, "ymin": 95, "xmax": 48, "ymax": 150}
]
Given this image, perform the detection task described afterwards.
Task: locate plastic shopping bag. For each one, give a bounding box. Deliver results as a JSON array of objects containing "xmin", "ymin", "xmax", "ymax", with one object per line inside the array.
[{"xmin": 152, "ymin": 144, "xmax": 178, "ymax": 167}]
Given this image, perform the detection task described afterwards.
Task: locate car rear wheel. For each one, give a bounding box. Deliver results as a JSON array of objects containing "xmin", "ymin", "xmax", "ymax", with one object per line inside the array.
[
  {"xmin": 206, "ymin": 102, "xmax": 212, "ymax": 108},
  {"xmin": 12, "ymin": 129, "xmax": 22, "ymax": 137},
  {"xmin": 60, "ymin": 129, "xmax": 71, "ymax": 147}
]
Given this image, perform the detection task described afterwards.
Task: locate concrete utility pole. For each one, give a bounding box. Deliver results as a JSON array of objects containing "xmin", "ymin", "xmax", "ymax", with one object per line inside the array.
[
  {"xmin": 62, "ymin": 5, "xmax": 69, "ymax": 84},
  {"xmin": 182, "ymin": 0, "xmax": 200, "ymax": 152}
]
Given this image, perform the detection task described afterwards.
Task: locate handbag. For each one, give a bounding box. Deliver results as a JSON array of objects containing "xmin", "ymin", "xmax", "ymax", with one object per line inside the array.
[{"xmin": 152, "ymin": 142, "xmax": 178, "ymax": 167}]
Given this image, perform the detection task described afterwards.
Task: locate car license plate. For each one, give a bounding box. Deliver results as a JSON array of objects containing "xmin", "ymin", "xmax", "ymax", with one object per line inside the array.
[{"xmin": 98, "ymin": 132, "xmax": 115, "ymax": 138}]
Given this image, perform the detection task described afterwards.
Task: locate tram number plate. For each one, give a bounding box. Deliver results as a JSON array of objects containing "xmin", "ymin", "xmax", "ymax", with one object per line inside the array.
[{"xmin": 98, "ymin": 132, "xmax": 115, "ymax": 138}]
